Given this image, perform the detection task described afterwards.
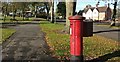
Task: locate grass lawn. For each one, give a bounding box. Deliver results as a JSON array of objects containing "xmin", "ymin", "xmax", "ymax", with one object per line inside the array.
[
  {"xmin": 0, "ymin": 28, "xmax": 15, "ymax": 44},
  {"xmin": 40, "ymin": 21, "xmax": 120, "ymax": 61}
]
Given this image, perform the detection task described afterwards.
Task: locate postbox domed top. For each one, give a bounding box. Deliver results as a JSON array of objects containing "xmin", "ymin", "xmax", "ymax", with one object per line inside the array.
[{"xmin": 68, "ymin": 15, "xmax": 85, "ymax": 20}]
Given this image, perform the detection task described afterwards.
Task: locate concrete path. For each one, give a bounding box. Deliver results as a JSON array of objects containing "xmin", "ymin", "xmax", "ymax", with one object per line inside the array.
[
  {"xmin": 2, "ymin": 21, "xmax": 57, "ymax": 61},
  {"xmin": 93, "ymin": 25, "xmax": 120, "ymax": 41}
]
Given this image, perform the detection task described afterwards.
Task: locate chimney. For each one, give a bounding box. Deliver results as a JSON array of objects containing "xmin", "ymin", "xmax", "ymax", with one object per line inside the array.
[
  {"xmin": 96, "ymin": 2, "xmax": 99, "ymax": 8},
  {"xmin": 108, "ymin": 3, "xmax": 110, "ymax": 7},
  {"xmin": 96, "ymin": 4, "xmax": 98, "ymax": 8}
]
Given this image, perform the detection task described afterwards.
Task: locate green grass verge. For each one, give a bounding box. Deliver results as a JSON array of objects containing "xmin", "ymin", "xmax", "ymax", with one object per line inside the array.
[
  {"xmin": 40, "ymin": 21, "xmax": 120, "ymax": 61},
  {"xmin": 0, "ymin": 28, "xmax": 15, "ymax": 44},
  {"xmin": 40, "ymin": 21, "xmax": 70, "ymax": 60},
  {"xmin": 84, "ymin": 35, "xmax": 120, "ymax": 61}
]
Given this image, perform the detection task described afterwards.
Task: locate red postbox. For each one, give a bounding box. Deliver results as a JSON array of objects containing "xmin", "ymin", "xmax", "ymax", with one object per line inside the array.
[{"xmin": 69, "ymin": 15, "xmax": 85, "ymax": 61}]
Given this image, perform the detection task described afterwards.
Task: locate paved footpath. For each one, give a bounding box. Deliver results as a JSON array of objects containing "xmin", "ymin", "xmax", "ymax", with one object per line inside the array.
[
  {"xmin": 2, "ymin": 21, "xmax": 57, "ymax": 61},
  {"xmin": 93, "ymin": 24, "xmax": 120, "ymax": 41}
]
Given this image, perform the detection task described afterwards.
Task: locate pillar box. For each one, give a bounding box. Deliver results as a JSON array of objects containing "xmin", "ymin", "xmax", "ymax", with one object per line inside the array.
[{"xmin": 69, "ymin": 15, "xmax": 85, "ymax": 62}]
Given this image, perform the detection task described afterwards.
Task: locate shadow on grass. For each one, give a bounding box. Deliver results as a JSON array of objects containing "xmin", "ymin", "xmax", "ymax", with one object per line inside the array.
[
  {"xmin": 55, "ymin": 19, "xmax": 66, "ymax": 22},
  {"xmin": 93, "ymin": 29, "xmax": 120, "ymax": 34},
  {"xmin": 85, "ymin": 50, "xmax": 120, "ymax": 62}
]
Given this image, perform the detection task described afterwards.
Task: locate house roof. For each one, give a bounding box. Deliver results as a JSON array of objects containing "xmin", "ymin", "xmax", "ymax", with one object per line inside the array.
[
  {"xmin": 97, "ymin": 6, "xmax": 108, "ymax": 12},
  {"xmin": 91, "ymin": 7, "xmax": 95, "ymax": 11},
  {"xmin": 83, "ymin": 7, "xmax": 95, "ymax": 13},
  {"xmin": 83, "ymin": 6, "xmax": 110, "ymax": 13},
  {"xmin": 83, "ymin": 8, "xmax": 89, "ymax": 13}
]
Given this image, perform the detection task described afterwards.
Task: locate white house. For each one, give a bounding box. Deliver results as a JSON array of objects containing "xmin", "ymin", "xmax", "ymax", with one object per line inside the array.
[
  {"xmin": 86, "ymin": 9, "xmax": 93, "ymax": 19},
  {"xmin": 82, "ymin": 4, "xmax": 112, "ymax": 21},
  {"xmin": 92, "ymin": 8, "xmax": 99, "ymax": 21},
  {"xmin": 83, "ymin": 9, "xmax": 93, "ymax": 19}
]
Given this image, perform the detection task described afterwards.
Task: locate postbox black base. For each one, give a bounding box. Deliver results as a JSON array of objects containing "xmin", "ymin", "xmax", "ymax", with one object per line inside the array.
[{"xmin": 70, "ymin": 55, "xmax": 84, "ymax": 62}]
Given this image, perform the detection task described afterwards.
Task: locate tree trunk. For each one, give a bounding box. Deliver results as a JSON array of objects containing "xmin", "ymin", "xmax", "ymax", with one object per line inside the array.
[
  {"xmin": 46, "ymin": 10, "xmax": 50, "ymax": 21},
  {"xmin": 35, "ymin": 6, "xmax": 37, "ymax": 18},
  {"xmin": 3, "ymin": 4, "xmax": 8, "ymax": 22},
  {"xmin": 44, "ymin": 3, "xmax": 50, "ymax": 21},
  {"xmin": 3, "ymin": 7, "xmax": 7, "ymax": 22},
  {"xmin": 13, "ymin": 10, "xmax": 17, "ymax": 22},
  {"xmin": 12, "ymin": 11, "xmax": 16, "ymax": 20},
  {"xmin": 22, "ymin": 11, "xmax": 24, "ymax": 21},
  {"xmin": 3, "ymin": 14, "xmax": 6, "ymax": 22},
  {"xmin": 22, "ymin": 3, "xmax": 25, "ymax": 21},
  {"xmin": 65, "ymin": 0, "xmax": 76, "ymax": 33},
  {"xmin": 50, "ymin": 0, "xmax": 54, "ymax": 23},
  {"xmin": 111, "ymin": 1, "xmax": 117, "ymax": 26}
]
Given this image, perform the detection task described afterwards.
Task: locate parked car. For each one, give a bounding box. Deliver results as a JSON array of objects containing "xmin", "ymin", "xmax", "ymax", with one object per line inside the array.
[{"xmin": 9, "ymin": 12, "xmax": 16, "ymax": 16}]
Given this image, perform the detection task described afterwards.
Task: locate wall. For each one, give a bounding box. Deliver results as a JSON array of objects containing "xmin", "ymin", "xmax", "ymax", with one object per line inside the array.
[
  {"xmin": 86, "ymin": 9, "xmax": 93, "ymax": 19},
  {"xmin": 99, "ymin": 12, "xmax": 105, "ymax": 20},
  {"xmin": 93, "ymin": 8, "xmax": 99, "ymax": 21}
]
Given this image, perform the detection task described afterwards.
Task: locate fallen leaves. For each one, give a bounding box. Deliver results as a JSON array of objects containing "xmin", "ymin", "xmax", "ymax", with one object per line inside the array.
[
  {"xmin": 83, "ymin": 35, "xmax": 120, "ymax": 60},
  {"xmin": 40, "ymin": 21, "xmax": 120, "ymax": 61}
]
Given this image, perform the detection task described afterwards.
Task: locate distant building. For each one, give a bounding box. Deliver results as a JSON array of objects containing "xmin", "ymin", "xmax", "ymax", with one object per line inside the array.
[
  {"xmin": 83, "ymin": 4, "xmax": 112, "ymax": 21},
  {"xmin": 83, "ymin": 7, "xmax": 94, "ymax": 20}
]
